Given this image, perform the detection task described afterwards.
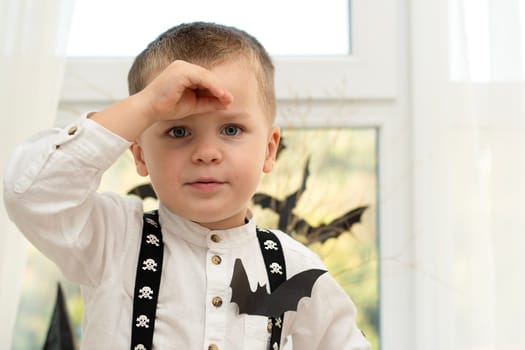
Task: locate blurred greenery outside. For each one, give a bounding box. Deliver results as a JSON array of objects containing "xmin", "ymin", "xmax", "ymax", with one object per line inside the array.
[{"xmin": 12, "ymin": 128, "xmax": 379, "ymax": 349}]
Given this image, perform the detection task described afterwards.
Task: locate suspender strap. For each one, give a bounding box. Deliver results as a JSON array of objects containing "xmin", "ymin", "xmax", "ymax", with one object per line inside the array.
[
  {"xmin": 256, "ymin": 227, "xmax": 286, "ymax": 350},
  {"xmin": 131, "ymin": 211, "xmax": 164, "ymax": 350}
]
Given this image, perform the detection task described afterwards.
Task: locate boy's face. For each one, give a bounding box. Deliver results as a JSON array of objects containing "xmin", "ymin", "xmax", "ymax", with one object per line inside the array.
[{"xmin": 131, "ymin": 60, "xmax": 280, "ymax": 230}]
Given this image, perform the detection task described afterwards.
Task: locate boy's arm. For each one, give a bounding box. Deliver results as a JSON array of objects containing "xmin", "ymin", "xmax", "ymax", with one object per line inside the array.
[
  {"xmin": 3, "ymin": 60, "xmax": 233, "ymax": 286},
  {"xmin": 3, "ymin": 117, "xmax": 137, "ymax": 286},
  {"xmin": 90, "ymin": 60, "xmax": 233, "ymax": 141}
]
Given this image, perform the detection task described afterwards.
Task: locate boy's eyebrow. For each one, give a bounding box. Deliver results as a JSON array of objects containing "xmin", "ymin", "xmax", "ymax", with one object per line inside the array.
[
  {"xmin": 215, "ymin": 112, "xmax": 251, "ymax": 121},
  {"xmin": 154, "ymin": 112, "xmax": 253, "ymax": 129}
]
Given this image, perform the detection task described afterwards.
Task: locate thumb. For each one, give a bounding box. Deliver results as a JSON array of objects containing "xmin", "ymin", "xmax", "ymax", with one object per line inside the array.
[
  {"xmin": 193, "ymin": 89, "xmax": 233, "ymax": 113},
  {"xmin": 192, "ymin": 94, "xmax": 233, "ymax": 114}
]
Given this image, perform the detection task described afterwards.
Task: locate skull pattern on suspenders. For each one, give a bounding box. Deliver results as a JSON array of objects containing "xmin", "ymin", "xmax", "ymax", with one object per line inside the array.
[{"xmin": 130, "ymin": 211, "xmax": 286, "ymax": 350}]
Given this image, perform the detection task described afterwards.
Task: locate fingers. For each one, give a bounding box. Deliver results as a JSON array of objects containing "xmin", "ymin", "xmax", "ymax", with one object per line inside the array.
[
  {"xmin": 144, "ymin": 60, "xmax": 234, "ymax": 121},
  {"xmin": 182, "ymin": 62, "xmax": 233, "ymax": 108},
  {"xmin": 218, "ymin": 89, "xmax": 234, "ymax": 108},
  {"xmin": 194, "ymin": 87, "xmax": 234, "ymax": 109}
]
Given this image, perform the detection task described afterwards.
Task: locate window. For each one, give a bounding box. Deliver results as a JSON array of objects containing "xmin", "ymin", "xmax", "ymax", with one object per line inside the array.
[
  {"xmin": 67, "ymin": 0, "xmax": 351, "ymax": 56},
  {"xmin": 14, "ymin": 1, "xmax": 411, "ymax": 350}
]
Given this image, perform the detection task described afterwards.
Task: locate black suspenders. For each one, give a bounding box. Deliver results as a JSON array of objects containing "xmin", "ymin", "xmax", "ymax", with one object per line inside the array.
[
  {"xmin": 131, "ymin": 211, "xmax": 286, "ymax": 350},
  {"xmin": 256, "ymin": 227, "xmax": 286, "ymax": 350},
  {"xmin": 131, "ymin": 211, "xmax": 164, "ymax": 350}
]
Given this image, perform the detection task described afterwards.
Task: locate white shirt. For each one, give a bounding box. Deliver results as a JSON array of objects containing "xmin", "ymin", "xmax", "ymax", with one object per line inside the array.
[{"xmin": 3, "ymin": 117, "xmax": 370, "ymax": 350}]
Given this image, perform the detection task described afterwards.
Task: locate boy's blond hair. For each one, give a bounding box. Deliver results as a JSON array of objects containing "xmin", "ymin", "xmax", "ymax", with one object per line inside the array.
[{"xmin": 128, "ymin": 22, "xmax": 276, "ymax": 121}]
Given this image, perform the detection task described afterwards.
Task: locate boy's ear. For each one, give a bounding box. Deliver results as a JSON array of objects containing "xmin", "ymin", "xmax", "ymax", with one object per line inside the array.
[
  {"xmin": 130, "ymin": 142, "xmax": 149, "ymax": 177},
  {"xmin": 263, "ymin": 126, "xmax": 281, "ymax": 173}
]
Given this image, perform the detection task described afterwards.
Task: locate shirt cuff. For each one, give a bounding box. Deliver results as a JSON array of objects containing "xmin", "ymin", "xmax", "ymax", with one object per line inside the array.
[{"xmin": 56, "ymin": 114, "xmax": 132, "ymax": 170}]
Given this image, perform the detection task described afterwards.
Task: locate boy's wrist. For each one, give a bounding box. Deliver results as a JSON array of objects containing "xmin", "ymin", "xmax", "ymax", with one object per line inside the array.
[
  {"xmin": 129, "ymin": 90, "xmax": 160, "ymax": 126},
  {"xmin": 89, "ymin": 92, "xmax": 159, "ymax": 141}
]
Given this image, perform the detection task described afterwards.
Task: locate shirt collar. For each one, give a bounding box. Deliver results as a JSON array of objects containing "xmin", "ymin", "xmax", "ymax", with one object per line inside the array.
[{"xmin": 158, "ymin": 204, "xmax": 257, "ymax": 248}]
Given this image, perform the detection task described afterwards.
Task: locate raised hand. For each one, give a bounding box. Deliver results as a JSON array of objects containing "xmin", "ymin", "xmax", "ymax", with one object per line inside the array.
[{"xmin": 90, "ymin": 60, "xmax": 233, "ymax": 141}]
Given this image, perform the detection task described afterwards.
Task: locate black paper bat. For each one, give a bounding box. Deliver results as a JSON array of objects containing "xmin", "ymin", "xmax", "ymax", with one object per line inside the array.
[
  {"xmin": 229, "ymin": 259, "xmax": 326, "ymax": 317},
  {"xmin": 127, "ymin": 148, "xmax": 368, "ymax": 245},
  {"xmin": 252, "ymin": 157, "xmax": 368, "ymax": 244},
  {"xmin": 296, "ymin": 206, "xmax": 369, "ymax": 243},
  {"xmin": 127, "ymin": 183, "xmax": 157, "ymax": 200},
  {"xmin": 125, "ymin": 139, "xmax": 286, "ymax": 202},
  {"xmin": 252, "ymin": 157, "xmax": 310, "ymax": 231}
]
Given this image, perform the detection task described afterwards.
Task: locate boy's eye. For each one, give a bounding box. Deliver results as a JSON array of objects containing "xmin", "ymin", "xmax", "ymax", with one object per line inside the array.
[
  {"xmin": 222, "ymin": 125, "xmax": 242, "ymax": 136},
  {"xmin": 168, "ymin": 127, "xmax": 189, "ymax": 138}
]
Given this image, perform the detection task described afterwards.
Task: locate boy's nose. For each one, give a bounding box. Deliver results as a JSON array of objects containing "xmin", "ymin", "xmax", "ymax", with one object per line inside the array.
[{"xmin": 191, "ymin": 139, "xmax": 222, "ymax": 164}]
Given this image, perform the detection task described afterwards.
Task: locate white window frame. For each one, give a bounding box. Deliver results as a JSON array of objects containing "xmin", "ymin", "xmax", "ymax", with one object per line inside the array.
[{"xmin": 58, "ymin": 1, "xmax": 413, "ymax": 349}]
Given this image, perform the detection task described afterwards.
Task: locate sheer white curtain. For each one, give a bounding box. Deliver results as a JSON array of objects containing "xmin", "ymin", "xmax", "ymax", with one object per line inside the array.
[
  {"xmin": 0, "ymin": 0, "xmax": 75, "ymax": 346},
  {"xmin": 411, "ymin": 0, "xmax": 525, "ymax": 349}
]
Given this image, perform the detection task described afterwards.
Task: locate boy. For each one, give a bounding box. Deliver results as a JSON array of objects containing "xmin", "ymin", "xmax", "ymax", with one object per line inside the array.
[{"xmin": 3, "ymin": 22, "xmax": 370, "ymax": 349}]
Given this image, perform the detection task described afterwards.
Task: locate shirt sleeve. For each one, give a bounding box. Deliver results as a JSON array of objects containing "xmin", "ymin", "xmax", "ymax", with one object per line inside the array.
[
  {"xmin": 287, "ymin": 273, "xmax": 371, "ymax": 350},
  {"xmin": 3, "ymin": 116, "xmax": 142, "ymax": 286}
]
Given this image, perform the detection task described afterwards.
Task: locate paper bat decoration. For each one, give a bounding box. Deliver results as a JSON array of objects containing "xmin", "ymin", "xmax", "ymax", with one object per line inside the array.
[
  {"xmin": 126, "ymin": 145, "xmax": 368, "ymax": 245},
  {"xmin": 127, "ymin": 183, "xmax": 158, "ymax": 200},
  {"xmin": 229, "ymin": 258, "xmax": 326, "ymax": 317},
  {"xmin": 252, "ymin": 157, "xmax": 310, "ymax": 231},
  {"xmin": 294, "ymin": 206, "xmax": 369, "ymax": 243},
  {"xmin": 252, "ymin": 157, "xmax": 368, "ymax": 244},
  {"xmin": 126, "ymin": 139, "xmax": 285, "ymax": 203}
]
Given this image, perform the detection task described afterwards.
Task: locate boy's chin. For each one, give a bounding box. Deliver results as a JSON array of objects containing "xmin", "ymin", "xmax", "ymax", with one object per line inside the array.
[
  {"xmin": 190, "ymin": 211, "xmax": 249, "ymax": 230},
  {"xmin": 163, "ymin": 202, "xmax": 250, "ymax": 230},
  {"xmin": 191, "ymin": 217, "xmax": 247, "ymax": 230}
]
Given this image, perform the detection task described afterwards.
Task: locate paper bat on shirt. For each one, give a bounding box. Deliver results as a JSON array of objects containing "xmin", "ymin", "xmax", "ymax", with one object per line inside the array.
[{"xmin": 229, "ymin": 258, "xmax": 327, "ymax": 317}]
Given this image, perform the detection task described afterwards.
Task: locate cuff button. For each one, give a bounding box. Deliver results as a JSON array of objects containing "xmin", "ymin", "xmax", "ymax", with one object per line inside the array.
[{"xmin": 67, "ymin": 126, "xmax": 78, "ymax": 135}]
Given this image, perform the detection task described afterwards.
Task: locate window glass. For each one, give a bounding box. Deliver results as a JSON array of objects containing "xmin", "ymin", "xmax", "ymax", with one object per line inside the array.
[
  {"xmin": 67, "ymin": 0, "xmax": 351, "ymax": 56},
  {"xmin": 254, "ymin": 128, "xmax": 379, "ymax": 349},
  {"xmin": 12, "ymin": 127, "xmax": 379, "ymax": 349},
  {"xmin": 11, "ymin": 250, "xmax": 82, "ymax": 349}
]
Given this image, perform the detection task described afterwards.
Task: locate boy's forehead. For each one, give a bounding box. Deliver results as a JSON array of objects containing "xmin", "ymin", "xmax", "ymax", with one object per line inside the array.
[
  {"xmin": 148, "ymin": 54, "xmax": 255, "ymax": 75},
  {"xmin": 143, "ymin": 57, "xmax": 273, "ymax": 122}
]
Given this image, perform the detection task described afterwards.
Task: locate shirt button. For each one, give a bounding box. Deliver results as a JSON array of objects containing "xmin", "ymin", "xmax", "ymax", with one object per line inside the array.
[
  {"xmin": 211, "ymin": 255, "xmax": 222, "ymax": 265},
  {"xmin": 208, "ymin": 344, "xmax": 219, "ymax": 350},
  {"xmin": 210, "ymin": 234, "xmax": 221, "ymax": 243},
  {"xmin": 267, "ymin": 319, "xmax": 273, "ymax": 333},
  {"xmin": 212, "ymin": 296, "xmax": 223, "ymax": 307},
  {"xmin": 67, "ymin": 125, "xmax": 78, "ymax": 135}
]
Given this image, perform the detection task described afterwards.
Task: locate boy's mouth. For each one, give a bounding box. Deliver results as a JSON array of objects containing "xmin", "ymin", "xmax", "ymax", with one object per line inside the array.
[
  {"xmin": 192, "ymin": 177, "xmax": 223, "ymax": 184},
  {"xmin": 187, "ymin": 178, "xmax": 225, "ymax": 190}
]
